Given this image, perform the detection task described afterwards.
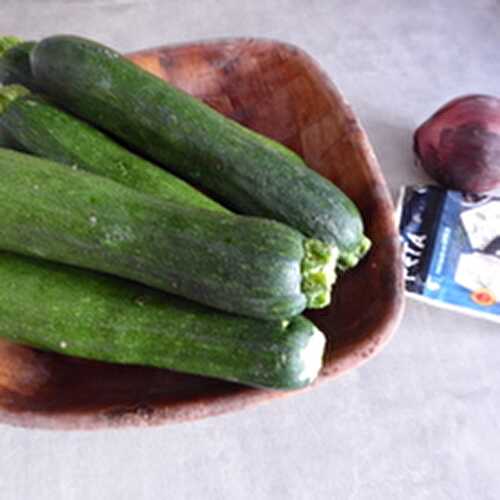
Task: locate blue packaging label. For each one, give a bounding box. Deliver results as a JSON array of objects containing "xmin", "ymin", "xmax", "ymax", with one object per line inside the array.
[{"xmin": 398, "ymin": 186, "xmax": 500, "ymax": 323}]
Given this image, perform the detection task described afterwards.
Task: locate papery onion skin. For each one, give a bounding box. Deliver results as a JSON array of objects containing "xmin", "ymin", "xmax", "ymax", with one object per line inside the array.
[{"xmin": 414, "ymin": 94, "xmax": 500, "ymax": 193}]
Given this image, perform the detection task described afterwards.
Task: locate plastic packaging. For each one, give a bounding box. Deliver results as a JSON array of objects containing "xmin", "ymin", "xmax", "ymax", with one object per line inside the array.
[{"xmin": 397, "ymin": 185, "xmax": 500, "ymax": 323}]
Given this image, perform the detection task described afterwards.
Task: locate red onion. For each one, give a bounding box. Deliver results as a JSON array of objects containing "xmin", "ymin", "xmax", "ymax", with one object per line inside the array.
[{"xmin": 414, "ymin": 94, "xmax": 500, "ymax": 193}]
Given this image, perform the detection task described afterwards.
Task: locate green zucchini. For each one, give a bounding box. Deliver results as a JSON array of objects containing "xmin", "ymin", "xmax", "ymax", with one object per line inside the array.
[
  {"xmin": 29, "ymin": 35, "xmax": 371, "ymax": 269},
  {"xmin": 0, "ymin": 148, "xmax": 337, "ymax": 319},
  {"xmin": 0, "ymin": 37, "xmax": 36, "ymax": 88},
  {"xmin": 0, "ymin": 84, "xmax": 225, "ymax": 212},
  {"xmin": 0, "ymin": 251, "xmax": 326, "ymax": 390}
]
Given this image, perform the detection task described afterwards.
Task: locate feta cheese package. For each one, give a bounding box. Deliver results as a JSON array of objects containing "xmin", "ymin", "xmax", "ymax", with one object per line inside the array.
[{"xmin": 397, "ymin": 185, "xmax": 500, "ymax": 323}]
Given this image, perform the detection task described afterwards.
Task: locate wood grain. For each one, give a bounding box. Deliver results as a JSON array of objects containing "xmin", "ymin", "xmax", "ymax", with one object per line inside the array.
[{"xmin": 0, "ymin": 38, "xmax": 404, "ymax": 429}]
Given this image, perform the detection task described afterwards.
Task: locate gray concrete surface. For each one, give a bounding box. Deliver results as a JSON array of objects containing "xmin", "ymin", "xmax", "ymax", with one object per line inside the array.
[{"xmin": 1, "ymin": 1, "xmax": 499, "ymax": 499}]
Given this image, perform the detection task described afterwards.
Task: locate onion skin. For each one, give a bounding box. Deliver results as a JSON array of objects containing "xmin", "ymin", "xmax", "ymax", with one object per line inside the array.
[{"xmin": 414, "ymin": 95, "xmax": 500, "ymax": 193}]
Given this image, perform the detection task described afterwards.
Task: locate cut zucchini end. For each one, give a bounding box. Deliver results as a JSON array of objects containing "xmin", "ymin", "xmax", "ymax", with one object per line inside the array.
[
  {"xmin": 296, "ymin": 325, "xmax": 326, "ymax": 385},
  {"xmin": 274, "ymin": 318, "xmax": 326, "ymax": 390},
  {"xmin": 301, "ymin": 238, "xmax": 338, "ymax": 309},
  {"xmin": 0, "ymin": 36, "xmax": 23, "ymax": 58},
  {"xmin": 0, "ymin": 84, "xmax": 30, "ymax": 114},
  {"xmin": 337, "ymin": 234, "xmax": 372, "ymax": 271}
]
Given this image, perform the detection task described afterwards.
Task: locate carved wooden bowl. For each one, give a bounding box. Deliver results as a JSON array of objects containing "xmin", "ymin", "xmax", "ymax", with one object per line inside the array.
[{"xmin": 0, "ymin": 39, "xmax": 404, "ymax": 429}]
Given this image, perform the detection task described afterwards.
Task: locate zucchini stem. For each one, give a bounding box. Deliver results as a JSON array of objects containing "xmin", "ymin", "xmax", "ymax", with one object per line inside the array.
[
  {"xmin": 338, "ymin": 235, "xmax": 372, "ymax": 271},
  {"xmin": 301, "ymin": 239, "xmax": 338, "ymax": 309},
  {"xmin": 0, "ymin": 84, "xmax": 30, "ymax": 114},
  {"xmin": 0, "ymin": 36, "xmax": 23, "ymax": 58}
]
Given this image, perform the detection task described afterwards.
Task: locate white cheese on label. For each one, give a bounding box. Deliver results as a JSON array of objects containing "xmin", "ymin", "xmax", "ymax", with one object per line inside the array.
[
  {"xmin": 454, "ymin": 252, "xmax": 500, "ymax": 300},
  {"xmin": 460, "ymin": 201, "xmax": 500, "ymax": 250}
]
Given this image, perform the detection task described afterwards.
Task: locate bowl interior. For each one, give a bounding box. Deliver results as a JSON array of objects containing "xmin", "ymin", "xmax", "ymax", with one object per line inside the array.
[{"xmin": 0, "ymin": 38, "xmax": 403, "ymax": 429}]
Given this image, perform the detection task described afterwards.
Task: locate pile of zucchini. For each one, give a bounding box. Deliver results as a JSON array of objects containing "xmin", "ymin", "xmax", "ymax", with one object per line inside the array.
[{"xmin": 0, "ymin": 35, "xmax": 370, "ymax": 390}]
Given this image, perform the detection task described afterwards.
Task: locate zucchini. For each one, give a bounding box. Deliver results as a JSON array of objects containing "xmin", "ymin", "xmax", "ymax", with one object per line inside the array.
[
  {"xmin": 0, "ymin": 37, "xmax": 36, "ymax": 89},
  {"xmin": 0, "ymin": 251, "xmax": 326, "ymax": 390},
  {"xmin": 0, "ymin": 84, "xmax": 225, "ymax": 212},
  {"xmin": 0, "ymin": 148, "xmax": 337, "ymax": 319},
  {"xmin": 30, "ymin": 35, "xmax": 371, "ymax": 269}
]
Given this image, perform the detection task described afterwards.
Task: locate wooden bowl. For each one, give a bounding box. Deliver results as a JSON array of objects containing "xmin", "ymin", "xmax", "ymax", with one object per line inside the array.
[{"xmin": 0, "ymin": 39, "xmax": 404, "ymax": 429}]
